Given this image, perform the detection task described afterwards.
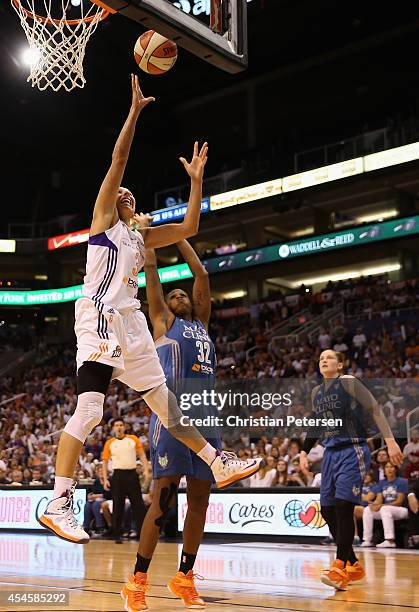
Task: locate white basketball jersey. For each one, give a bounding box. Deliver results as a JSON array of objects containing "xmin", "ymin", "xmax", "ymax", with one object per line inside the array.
[{"xmin": 83, "ymin": 220, "xmax": 145, "ymax": 311}]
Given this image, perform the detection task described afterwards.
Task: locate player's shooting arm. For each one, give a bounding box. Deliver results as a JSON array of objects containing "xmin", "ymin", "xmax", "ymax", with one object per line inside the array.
[
  {"xmin": 90, "ymin": 75, "xmax": 155, "ymax": 236},
  {"xmin": 340, "ymin": 376, "xmax": 403, "ymax": 466},
  {"xmin": 143, "ymin": 249, "xmax": 173, "ymax": 338},
  {"xmin": 143, "ymin": 142, "xmax": 208, "ymax": 249},
  {"xmin": 176, "ymin": 239, "xmax": 211, "ymax": 328}
]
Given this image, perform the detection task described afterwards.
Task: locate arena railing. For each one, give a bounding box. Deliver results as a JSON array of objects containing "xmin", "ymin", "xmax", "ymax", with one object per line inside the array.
[
  {"xmin": 269, "ymin": 300, "xmax": 343, "ymax": 352},
  {"xmin": 406, "ymin": 407, "xmax": 419, "ymax": 444}
]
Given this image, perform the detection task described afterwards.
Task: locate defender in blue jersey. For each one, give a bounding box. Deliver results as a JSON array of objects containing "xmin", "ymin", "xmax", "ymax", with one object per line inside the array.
[
  {"xmin": 132, "ymin": 240, "xmax": 260, "ymax": 609},
  {"xmin": 300, "ymin": 349, "xmax": 403, "ymax": 591}
]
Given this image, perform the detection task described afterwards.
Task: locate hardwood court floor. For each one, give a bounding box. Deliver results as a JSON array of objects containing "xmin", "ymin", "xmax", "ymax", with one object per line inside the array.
[{"xmin": 0, "ymin": 534, "xmax": 418, "ymax": 611}]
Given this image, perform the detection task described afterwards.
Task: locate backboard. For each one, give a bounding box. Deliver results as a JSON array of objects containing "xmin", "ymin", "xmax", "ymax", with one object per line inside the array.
[{"xmin": 98, "ymin": 0, "xmax": 248, "ymax": 73}]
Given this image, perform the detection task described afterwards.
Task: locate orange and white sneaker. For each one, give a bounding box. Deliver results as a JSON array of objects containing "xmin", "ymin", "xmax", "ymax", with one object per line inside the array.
[
  {"xmin": 121, "ymin": 572, "xmax": 149, "ymax": 612},
  {"xmin": 321, "ymin": 559, "xmax": 348, "ymax": 591},
  {"xmin": 37, "ymin": 484, "xmax": 89, "ymax": 544},
  {"xmin": 345, "ymin": 561, "xmax": 365, "ymax": 583},
  {"xmin": 167, "ymin": 570, "xmax": 205, "ymax": 609},
  {"xmin": 211, "ymin": 451, "xmax": 263, "ymax": 489}
]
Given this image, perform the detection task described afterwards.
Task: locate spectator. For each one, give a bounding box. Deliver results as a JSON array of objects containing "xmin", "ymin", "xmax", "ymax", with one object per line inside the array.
[
  {"xmin": 287, "ymin": 458, "xmax": 313, "ymax": 486},
  {"xmin": 83, "ymin": 464, "xmax": 111, "ymax": 537},
  {"xmin": 274, "ymin": 460, "xmax": 289, "ymax": 486},
  {"xmin": 249, "ymin": 459, "xmax": 276, "ymax": 487},
  {"xmin": 361, "ymin": 462, "xmax": 409, "ymax": 548},
  {"xmin": 29, "ymin": 468, "xmax": 45, "ymax": 485},
  {"xmin": 85, "ymin": 434, "xmax": 103, "ymax": 460},
  {"xmin": 76, "ymin": 468, "xmax": 94, "ymax": 485},
  {"xmin": 353, "ymin": 471, "xmax": 376, "ymax": 544},
  {"xmin": 10, "ymin": 469, "xmax": 23, "ymax": 486},
  {"xmin": 22, "ymin": 468, "xmax": 33, "ymax": 484},
  {"xmin": 352, "ymin": 327, "xmax": 367, "ymax": 350},
  {"xmin": 371, "ymin": 449, "xmax": 389, "ymax": 482},
  {"xmin": 318, "ymin": 328, "xmax": 331, "ymax": 350},
  {"xmin": 284, "ymin": 439, "xmax": 301, "ymax": 471},
  {"xmin": 403, "ymin": 451, "xmax": 419, "ymax": 483},
  {"xmin": 403, "ymin": 429, "xmax": 419, "ymax": 457}
]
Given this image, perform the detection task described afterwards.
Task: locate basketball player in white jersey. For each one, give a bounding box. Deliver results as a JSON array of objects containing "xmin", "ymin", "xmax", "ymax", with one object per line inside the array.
[{"xmin": 38, "ymin": 75, "xmax": 262, "ymax": 545}]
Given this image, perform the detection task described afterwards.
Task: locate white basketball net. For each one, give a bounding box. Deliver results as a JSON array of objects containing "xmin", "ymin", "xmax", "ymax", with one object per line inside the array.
[{"xmin": 11, "ymin": 0, "xmax": 108, "ymax": 92}]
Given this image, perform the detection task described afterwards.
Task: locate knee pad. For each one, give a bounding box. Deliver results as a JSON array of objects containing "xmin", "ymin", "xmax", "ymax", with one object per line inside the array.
[
  {"xmin": 154, "ymin": 483, "xmax": 178, "ymax": 531},
  {"xmin": 63, "ymin": 391, "xmax": 104, "ymax": 443},
  {"xmin": 143, "ymin": 384, "xmax": 182, "ymax": 429}
]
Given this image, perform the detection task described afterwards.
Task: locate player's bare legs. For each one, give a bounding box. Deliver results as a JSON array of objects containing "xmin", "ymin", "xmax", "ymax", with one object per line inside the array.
[
  {"xmin": 121, "ymin": 476, "xmax": 180, "ymax": 612},
  {"xmin": 122, "ymin": 477, "xmax": 211, "ymax": 611},
  {"xmin": 55, "ymin": 432, "xmax": 83, "ymax": 477},
  {"xmin": 167, "ymin": 478, "xmax": 211, "ymax": 608},
  {"xmin": 38, "ymin": 363, "xmax": 110, "ymax": 543}
]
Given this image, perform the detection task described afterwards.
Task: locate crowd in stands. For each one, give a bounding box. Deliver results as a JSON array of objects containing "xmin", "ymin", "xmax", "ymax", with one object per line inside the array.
[{"xmin": 0, "ymin": 275, "xmax": 418, "ymax": 546}]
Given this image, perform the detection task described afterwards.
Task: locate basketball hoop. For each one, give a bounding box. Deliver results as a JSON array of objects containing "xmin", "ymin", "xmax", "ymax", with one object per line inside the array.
[{"xmin": 11, "ymin": 0, "xmax": 114, "ymax": 92}]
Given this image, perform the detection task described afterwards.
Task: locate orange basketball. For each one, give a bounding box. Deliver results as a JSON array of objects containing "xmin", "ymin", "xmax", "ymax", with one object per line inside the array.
[{"xmin": 134, "ymin": 30, "xmax": 177, "ymax": 75}]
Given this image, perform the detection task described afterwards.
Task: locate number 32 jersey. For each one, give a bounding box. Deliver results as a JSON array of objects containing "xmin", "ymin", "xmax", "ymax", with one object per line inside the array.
[{"xmin": 155, "ymin": 317, "xmax": 216, "ymax": 396}]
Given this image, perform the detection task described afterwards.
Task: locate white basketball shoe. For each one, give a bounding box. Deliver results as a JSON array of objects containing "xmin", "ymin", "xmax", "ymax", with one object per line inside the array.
[
  {"xmin": 211, "ymin": 451, "xmax": 263, "ymax": 489},
  {"xmin": 38, "ymin": 483, "xmax": 89, "ymax": 544}
]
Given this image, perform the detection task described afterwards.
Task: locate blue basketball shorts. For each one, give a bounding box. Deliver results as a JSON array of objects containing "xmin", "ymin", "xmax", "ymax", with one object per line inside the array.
[
  {"xmin": 320, "ymin": 443, "xmax": 371, "ymax": 506},
  {"xmin": 149, "ymin": 414, "xmax": 222, "ymax": 482}
]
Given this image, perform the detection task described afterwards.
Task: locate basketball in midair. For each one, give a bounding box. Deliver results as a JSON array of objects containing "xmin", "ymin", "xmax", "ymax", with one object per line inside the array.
[{"xmin": 134, "ymin": 30, "xmax": 178, "ymax": 75}]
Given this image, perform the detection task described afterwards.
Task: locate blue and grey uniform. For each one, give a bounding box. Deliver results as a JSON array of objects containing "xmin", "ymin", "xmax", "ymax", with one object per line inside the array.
[
  {"xmin": 313, "ymin": 375, "xmax": 371, "ymax": 506},
  {"xmin": 149, "ymin": 316, "xmax": 221, "ymax": 480}
]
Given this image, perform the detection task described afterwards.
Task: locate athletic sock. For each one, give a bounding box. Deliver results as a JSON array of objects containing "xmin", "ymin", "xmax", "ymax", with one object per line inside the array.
[
  {"xmin": 53, "ymin": 476, "xmax": 74, "ymax": 499},
  {"xmin": 197, "ymin": 443, "xmax": 217, "ymax": 466},
  {"xmin": 135, "ymin": 554, "xmax": 151, "ymax": 575},
  {"xmin": 179, "ymin": 550, "xmax": 197, "ymax": 574}
]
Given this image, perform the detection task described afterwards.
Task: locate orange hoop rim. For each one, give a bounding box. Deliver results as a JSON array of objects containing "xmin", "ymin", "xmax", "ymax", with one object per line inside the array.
[{"xmin": 11, "ymin": 0, "xmax": 113, "ymax": 25}]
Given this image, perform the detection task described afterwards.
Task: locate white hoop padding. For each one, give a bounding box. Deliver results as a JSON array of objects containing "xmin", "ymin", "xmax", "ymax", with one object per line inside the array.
[{"xmin": 11, "ymin": 0, "xmax": 108, "ymax": 92}]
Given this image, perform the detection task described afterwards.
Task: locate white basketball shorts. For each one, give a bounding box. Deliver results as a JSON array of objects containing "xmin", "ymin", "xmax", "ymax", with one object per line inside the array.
[{"xmin": 75, "ymin": 298, "xmax": 165, "ymax": 392}]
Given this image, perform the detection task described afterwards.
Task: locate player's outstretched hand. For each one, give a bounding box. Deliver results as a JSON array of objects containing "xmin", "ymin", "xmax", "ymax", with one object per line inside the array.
[
  {"xmin": 179, "ymin": 141, "xmax": 208, "ymax": 182},
  {"xmin": 387, "ymin": 439, "xmax": 403, "ymax": 467},
  {"xmin": 131, "ymin": 74, "xmax": 155, "ymax": 114}
]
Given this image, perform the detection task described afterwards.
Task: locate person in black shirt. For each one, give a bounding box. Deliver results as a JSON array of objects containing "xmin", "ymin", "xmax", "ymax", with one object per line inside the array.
[{"xmin": 83, "ymin": 464, "xmax": 111, "ymax": 535}]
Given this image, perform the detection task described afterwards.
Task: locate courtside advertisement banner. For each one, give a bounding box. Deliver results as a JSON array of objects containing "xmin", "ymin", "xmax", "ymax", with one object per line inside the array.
[
  {"xmin": 178, "ymin": 491, "xmax": 329, "ymax": 537},
  {"xmin": 0, "ymin": 488, "xmax": 86, "ymax": 530}
]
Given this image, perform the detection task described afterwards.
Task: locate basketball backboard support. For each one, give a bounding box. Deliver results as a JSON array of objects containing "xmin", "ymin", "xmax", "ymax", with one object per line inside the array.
[{"xmin": 97, "ymin": 0, "xmax": 248, "ymax": 73}]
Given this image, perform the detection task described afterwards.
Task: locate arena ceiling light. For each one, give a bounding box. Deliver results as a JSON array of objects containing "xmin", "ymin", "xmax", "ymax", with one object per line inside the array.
[
  {"xmin": 219, "ymin": 289, "xmax": 247, "ymax": 299},
  {"xmin": 291, "ymin": 262, "xmax": 401, "ymax": 288},
  {"xmin": 0, "ymin": 239, "xmax": 16, "ymax": 253},
  {"xmin": 355, "ymin": 209, "xmax": 398, "ymax": 224}
]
